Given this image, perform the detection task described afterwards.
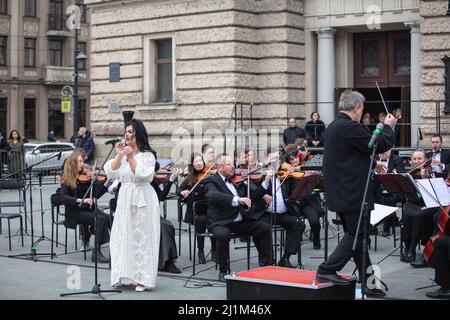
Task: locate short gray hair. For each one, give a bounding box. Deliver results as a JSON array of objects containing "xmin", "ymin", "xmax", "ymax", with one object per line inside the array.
[{"xmin": 338, "ymin": 89, "xmax": 365, "ymax": 111}]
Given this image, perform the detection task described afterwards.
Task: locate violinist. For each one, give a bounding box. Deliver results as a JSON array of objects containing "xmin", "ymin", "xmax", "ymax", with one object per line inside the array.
[
  {"xmin": 205, "ymin": 153, "xmax": 272, "ymax": 282},
  {"xmin": 256, "ymin": 149, "xmax": 306, "ymax": 268},
  {"xmin": 426, "ymin": 235, "xmax": 450, "ymax": 299},
  {"xmin": 59, "ymin": 148, "xmax": 112, "ymax": 263},
  {"xmin": 402, "ymin": 150, "xmax": 440, "ymax": 265},
  {"xmin": 178, "ymin": 153, "xmax": 216, "ymax": 264},
  {"xmin": 284, "ymin": 145, "xmax": 323, "ymax": 250}
]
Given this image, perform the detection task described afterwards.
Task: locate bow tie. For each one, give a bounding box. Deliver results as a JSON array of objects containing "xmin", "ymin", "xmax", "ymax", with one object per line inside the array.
[
  {"xmin": 224, "ymin": 177, "xmax": 232, "ymax": 183},
  {"xmin": 380, "ymin": 159, "xmax": 388, "ymax": 162}
]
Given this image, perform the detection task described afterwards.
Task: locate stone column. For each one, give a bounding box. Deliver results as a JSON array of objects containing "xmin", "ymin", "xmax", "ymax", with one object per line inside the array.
[
  {"xmin": 9, "ymin": 0, "xmax": 20, "ymax": 132},
  {"xmin": 405, "ymin": 22, "xmax": 421, "ymax": 147},
  {"xmin": 315, "ymin": 28, "xmax": 336, "ymax": 126}
]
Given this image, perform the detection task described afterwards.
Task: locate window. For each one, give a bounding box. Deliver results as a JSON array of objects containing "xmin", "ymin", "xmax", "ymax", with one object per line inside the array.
[
  {"xmin": 0, "ymin": 98, "xmax": 6, "ymax": 136},
  {"xmin": 48, "ymin": 99, "xmax": 64, "ymax": 138},
  {"xmin": 77, "ymin": 42, "xmax": 86, "ymax": 70},
  {"xmin": 155, "ymin": 39, "xmax": 173, "ymax": 102},
  {"xmin": 0, "ymin": 0, "xmax": 6, "ymax": 14},
  {"xmin": 78, "ymin": 99, "xmax": 87, "ymax": 129},
  {"xmin": 48, "ymin": 40, "xmax": 63, "ymax": 66},
  {"xmin": 24, "ymin": 38, "xmax": 36, "ymax": 67},
  {"xmin": 0, "ymin": 36, "xmax": 6, "ymax": 66},
  {"xmin": 24, "ymin": 98, "xmax": 36, "ymax": 139},
  {"xmin": 24, "ymin": 0, "xmax": 36, "ymax": 17}
]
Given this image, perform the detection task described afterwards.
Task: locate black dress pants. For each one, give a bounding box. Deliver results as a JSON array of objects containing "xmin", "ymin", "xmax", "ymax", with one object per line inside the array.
[
  {"xmin": 318, "ymin": 210, "xmax": 371, "ymax": 279},
  {"xmin": 210, "ymin": 220, "xmax": 272, "ymax": 273},
  {"xmin": 77, "ymin": 209, "xmax": 111, "ymax": 246},
  {"xmin": 434, "ymin": 236, "xmax": 450, "ymax": 290}
]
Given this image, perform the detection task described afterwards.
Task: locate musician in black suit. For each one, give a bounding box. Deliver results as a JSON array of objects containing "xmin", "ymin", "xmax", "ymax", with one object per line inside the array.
[
  {"xmin": 426, "ymin": 236, "xmax": 450, "ymax": 299},
  {"xmin": 428, "ymin": 134, "xmax": 450, "ymax": 176},
  {"xmin": 205, "ymin": 154, "xmax": 272, "ymax": 281},
  {"xmin": 315, "ymin": 89, "xmax": 396, "ymax": 298}
]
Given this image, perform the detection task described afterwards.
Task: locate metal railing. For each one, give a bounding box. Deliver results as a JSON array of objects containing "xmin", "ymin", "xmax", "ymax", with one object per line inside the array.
[{"xmin": 48, "ymin": 14, "xmax": 69, "ymax": 31}]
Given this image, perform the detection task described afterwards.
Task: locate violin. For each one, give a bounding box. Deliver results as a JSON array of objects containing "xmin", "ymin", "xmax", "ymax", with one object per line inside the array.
[
  {"xmin": 424, "ymin": 205, "xmax": 450, "ymax": 267},
  {"xmin": 277, "ymin": 162, "xmax": 306, "ymax": 180},
  {"xmin": 154, "ymin": 168, "xmax": 174, "ymax": 184},
  {"xmin": 195, "ymin": 163, "xmax": 216, "ymax": 181},
  {"xmin": 230, "ymin": 167, "xmax": 263, "ymax": 185},
  {"xmin": 78, "ymin": 165, "xmax": 106, "ymax": 183}
]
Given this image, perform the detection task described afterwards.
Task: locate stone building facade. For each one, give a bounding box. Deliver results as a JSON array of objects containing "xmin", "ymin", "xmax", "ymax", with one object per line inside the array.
[
  {"xmin": 85, "ymin": 0, "xmax": 450, "ymax": 159},
  {"xmin": 0, "ymin": 0, "xmax": 91, "ymax": 141}
]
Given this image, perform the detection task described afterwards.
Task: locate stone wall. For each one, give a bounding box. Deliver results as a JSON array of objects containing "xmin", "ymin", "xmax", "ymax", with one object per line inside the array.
[
  {"xmin": 420, "ymin": 0, "xmax": 450, "ymax": 144},
  {"xmin": 86, "ymin": 0, "xmax": 305, "ymax": 158}
]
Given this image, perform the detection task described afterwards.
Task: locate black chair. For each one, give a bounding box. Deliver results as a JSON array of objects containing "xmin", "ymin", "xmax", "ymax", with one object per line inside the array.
[
  {"xmin": 192, "ymin": 200, "xmax": 251, "ymax": 276},
  {"xmin": 0, "ymin": 212, "xmax": 24, "ymax": 251}
]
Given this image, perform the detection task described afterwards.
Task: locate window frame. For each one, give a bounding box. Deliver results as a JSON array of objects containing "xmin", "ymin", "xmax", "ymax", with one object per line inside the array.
[
  {"xmin": 0, "ymin": 36, "xmax": 7, "ymax": 66},
  {"xmin": 24, "ymin": 0, "xmax": 37, "ymax": 17},
  {"xmin": 48, "ymin": 40, "xmax": 63, "ymax": 67},
  {"xmin": 24, "ymin": 38, "xmax": 36, "ymax": 67}
]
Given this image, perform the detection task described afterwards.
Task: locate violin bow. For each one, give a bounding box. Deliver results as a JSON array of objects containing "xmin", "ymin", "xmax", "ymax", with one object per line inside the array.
[{"xmin": 183, "ymin": 162, "xmax": 215, "ymax": 199}]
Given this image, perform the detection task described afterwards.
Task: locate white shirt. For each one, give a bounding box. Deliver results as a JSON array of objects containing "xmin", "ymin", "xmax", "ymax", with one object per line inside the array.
[
  {"xmin": 218, "ymin": 173, "xmax": 243, "ymax": 222},
  {"xmin": 432, "ymin": 150, "xmax": 445, "ymax": 173},
  {"xmin": 262, "ymin": 178, "xmax": 288, "ymax": 214}
]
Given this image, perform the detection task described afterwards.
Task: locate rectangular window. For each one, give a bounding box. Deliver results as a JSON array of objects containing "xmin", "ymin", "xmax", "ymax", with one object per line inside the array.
[
  {"xmin": 155, "ymin": 39, "xmax": 173, "ymax": 102},
  {"xmin": 48, "ymin": 40, "xmax": 63, "ymax": 66},
  {"xmin": 0, "ymin": 0, "xmax": 7, "ymax": 14},
  {"xmin": 24, "ymin": 0, "xmax": 36, "ymax": 17},
  {"xmin": 0, "ymin": 36, "xmax": 6, "ymax": 66},
  {"xmin": 77, "ymin": 42, "xmax": 86, "ymax": 70},
  {"xmin": 0, "ymin": 98, "xmax": 6, "ymax": 136},
  {"xmin": 24, "ymin": 38, "xmax": 36, "ymax": 67},
  {"xmin": 48, "ymin": 99, "xmax": 64, "ymax": 138},
  {"xmin": 78, "ymin": 99, "xmax": 87, "ymax": 129},
  {"xmin": 24, "ymin": 98, "xmax": 36, "ymax": 139}
]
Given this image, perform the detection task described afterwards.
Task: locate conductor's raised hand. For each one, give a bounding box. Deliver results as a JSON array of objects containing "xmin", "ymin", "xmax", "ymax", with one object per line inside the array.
[{"xmin": 384, "ymin": 113, "xmax": 397, "ymax": 129}]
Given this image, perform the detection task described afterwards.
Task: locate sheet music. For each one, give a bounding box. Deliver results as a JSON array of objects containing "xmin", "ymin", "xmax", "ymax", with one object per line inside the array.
[
  {"xmin": 370, "ymin": 204, "xmax": 399, "ymax": 226},
  {"xmin": 415, "ymin": 178, "xmax": 450, "ymax": 208}
]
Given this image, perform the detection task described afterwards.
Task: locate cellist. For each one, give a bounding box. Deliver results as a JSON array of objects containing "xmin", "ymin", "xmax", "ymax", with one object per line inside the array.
[{"xmin": 426, "ymin": 235, "xmax": 450, "ymax": 299}]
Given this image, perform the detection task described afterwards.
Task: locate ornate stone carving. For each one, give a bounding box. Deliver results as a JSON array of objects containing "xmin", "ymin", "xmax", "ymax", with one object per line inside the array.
[{"xmin": 23, "ymin": 21, "xmax": 39, "ymax": 37}]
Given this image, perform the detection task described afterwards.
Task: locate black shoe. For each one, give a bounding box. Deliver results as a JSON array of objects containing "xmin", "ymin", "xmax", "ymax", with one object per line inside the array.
[
  {"xmin": 91, "ymin": 249, "xmax": 110, "ymax": 263},
  {"xmin": 426, "ymin": 288, "xmax": 450, "ymax": 299},
  {"xmin": 259, "ymin": 258, "xmax": 275, "ymax": 267},
  {"xmin": 316, "ymin": 273, "xmax": 352, "ymax": 286},
  {"xmin": 163, "ymin": 260, "xmax": 182, "ymax": 274},
  {"xmin": 211, "ymin": 250, "xmax": 217, "ymax": 262},
  {"xmin": 363, "ymin": 288, "xmax": 386, "ymax": 299},
  {"xmin": 198, "ymin": 249, "xmax": 206, "ymax": 264},
  {"xmin": 313, "ymin": 242, "xmax": 321, "ymax": 250},
  {"xmin": 410, "ymin": 257, "xmax": 428, "ymax": 268},
  {"xmin": 239, "ymin": 236, "xmax": 248, "ymax": 243},
  {"xmin": 219, "ymin": 271, "xmax": 228, "ymax": 282},
  {"xmin": 278, "ymin": 258, "xmax": 294, "ymax": 268},
  {"xmin": 404, "ymin": 252, "xmax": 416, "ymax": 263}
]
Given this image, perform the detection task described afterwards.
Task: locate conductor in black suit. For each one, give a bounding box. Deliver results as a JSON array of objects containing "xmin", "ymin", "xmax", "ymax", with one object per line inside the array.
[
  {"xmin": 205, "ymin": 154, "xmax": 273, "ymax": 281},
  {"xmin": 315, "ymin": 89, "xmax": 396, "ymax": 298}
]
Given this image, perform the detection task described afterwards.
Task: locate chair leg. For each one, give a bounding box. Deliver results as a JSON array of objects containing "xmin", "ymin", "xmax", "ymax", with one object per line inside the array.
[
  {"xmin": 247, "ymin": 238, "xmax": 250, "ymax": 270},
  {"xmin": 0, "ymin": 217, "xmax": 2, "ymax": 234},
  {"xmin": 82, "ymin": 226, "xmax": 86, "ymax": 261},
  {"xmin": 192, "ymin": 231, "xmax": 197, "ymax": 276},
  {"xmin": 51, "ymin": 216, "xmax": 54, "ymax": 260},
  {"xmin": 7, "ymin": 219, "xmax": 11, "ymax": 251},
  {"xmin": 188, "ymin": 224, "xmax": 192, "ymax": 261},
  {"xmin": 19, "ymin": 216, "xmax": 23, "ymax": 247},
  {"xmin": 75, "ymin": 227, "xmax": 78, "ymax": 251},
  {"xmin": 65, "ymin": 227, "xmax": 68, "ymax": 254}
]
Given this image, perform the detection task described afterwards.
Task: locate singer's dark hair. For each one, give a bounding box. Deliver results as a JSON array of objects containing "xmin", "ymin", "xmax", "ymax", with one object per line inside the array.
[
  {"xmin": 431, "ymin": 134, "xmax": 442, "ymax": 142},
  {"xmin": 125, "ymin": 119, "xmax": 157, "ymax": 158}
]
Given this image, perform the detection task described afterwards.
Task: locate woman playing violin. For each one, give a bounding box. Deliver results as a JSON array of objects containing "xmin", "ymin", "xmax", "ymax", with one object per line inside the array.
[
  {"xmin": 402, "ymin": 149, "xmax": 440, "ymax": 264},
  {"xmin": 178, "ymin": 152, "xmax": 216, "ymax": 264},
  {"xmin": 59, "ymin": 148, "xmax": 112, "ymax": 263}
]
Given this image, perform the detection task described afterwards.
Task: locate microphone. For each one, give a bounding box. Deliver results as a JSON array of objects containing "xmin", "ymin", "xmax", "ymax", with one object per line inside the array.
[
  {"xmin": 105, "ymin": 137, "xmax": 122, "ymax": 145},
  {"xmin": 368, "ymin": 123, "xmax": 384, "ymax": 149}
]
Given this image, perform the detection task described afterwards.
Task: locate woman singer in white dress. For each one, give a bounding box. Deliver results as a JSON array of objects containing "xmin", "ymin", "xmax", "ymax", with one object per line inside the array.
[{"xmin": 104, "ymin": 119, "xmax": 160, "ymax": 292}]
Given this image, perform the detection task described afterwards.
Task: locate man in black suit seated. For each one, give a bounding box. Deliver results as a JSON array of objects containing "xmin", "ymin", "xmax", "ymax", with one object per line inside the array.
[
  {"xmin": 205, "ymin": 153, "xmax": 273, "ymax": 281},
  {"xmin": 426, "ymin": 236, "xmax": 450, "ymax": 299},
  {"xmin": 428, "ymin": 134, "xmax": 450, "ymax": 177}
]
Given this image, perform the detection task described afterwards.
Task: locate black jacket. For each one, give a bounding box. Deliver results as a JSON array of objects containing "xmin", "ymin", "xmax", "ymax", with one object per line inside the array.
[
  {"xmin": 177, "ymin": 178, "xmax": 207, "ymax": 224},
  {"xmin": 322, "ymin": 112, "xmax": 395, "ymax": 212},
  {"xmin": 305, "ymin": 120, "xmax": 326, "ymax": 147},
  {"xmin": 283, "ymin": 126, "xmax": 307, "ymax": 145}
]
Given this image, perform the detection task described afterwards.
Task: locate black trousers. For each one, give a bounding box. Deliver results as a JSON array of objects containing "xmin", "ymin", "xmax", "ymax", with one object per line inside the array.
[
  {"xmin": 210, "ymin": 220, "xmax": 272, "ymax": 273},
  {"xmin": 434, "ymin": 236, "xmax": 450, "ymax": 290},
  {"xmin": 260, "ymin": 212, "xmax": 305, "ymax": 255},
  {"xmin": 159, "ymin": 218, "xmax": 178, "ymax": 269},
  {"xmin": 301, "ymin": 204, "xmax": 321, "ymax": 243},
  {"xmin": 195, "ymin": 214, "xmax": 216, "ymax": 251},
  {"xmin": 402, "ymin": 205, "xmax": 438, "ymax": 253},
  {"xmin": 318, "ymin": 210, "xmax": 371, "ymax": 279},
  {"xmin": 77, "ymin": 209, "xmax": 111, "ymax": 246}
]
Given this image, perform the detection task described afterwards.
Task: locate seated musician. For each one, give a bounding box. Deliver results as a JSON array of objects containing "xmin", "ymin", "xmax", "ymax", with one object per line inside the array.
[
  {"xmin": 178, "ymin": 152, "xmax": 216, "ymax": 264},
  {"xmin": 285, "ymin": 144, "xmax": 323, "ymax": 250},
  {"xmin": 402, "ymin": 150, "xmax": 440, "ymax": 264},
  {"xmin": 426, "ymin": 236, "xmax": 450, "ymax": 299},
  {"xmin": 256, "ymin": 149, "xmax": 306, "ymax": 268},
  {"xmin": 373, "ymin": 148, "xmax": 406, "ymax": 237},
  {"xmin": 108, "ymin": 162, "xmax": 183, "ymax": 273},
  {"xmin": 205, "ymin": 153, "xmax": 272, "ymax": 281},
  {"xmin": 59, "ymin": 148, "xmax": 112, "ymax": 263},
  {"xmin": 428, "ymin": 134, "xmax": 450, "ymax": 177}
]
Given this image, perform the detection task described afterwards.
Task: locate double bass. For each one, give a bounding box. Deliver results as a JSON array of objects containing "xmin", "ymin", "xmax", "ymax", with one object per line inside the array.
[{"xmin": 424, "ymin": 206, "xmax": 450, "ymax": 267}]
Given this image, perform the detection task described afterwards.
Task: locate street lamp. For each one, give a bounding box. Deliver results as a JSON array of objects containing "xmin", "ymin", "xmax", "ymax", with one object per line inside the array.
[{"xmin": 72, "ymin": 28, "xmax": 87, "ymax": 139}]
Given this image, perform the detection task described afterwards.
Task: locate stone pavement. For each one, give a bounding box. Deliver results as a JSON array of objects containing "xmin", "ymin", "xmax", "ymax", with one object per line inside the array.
[{"xmin": 0, "ymin": 181, "xmax": 438, "ymax": 300}]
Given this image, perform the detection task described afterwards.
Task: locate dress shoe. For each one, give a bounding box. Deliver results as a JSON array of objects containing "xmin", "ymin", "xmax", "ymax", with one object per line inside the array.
[
  {"xmin": 403, "ymin": 252, "xmax": 416, "ymax": 263},
  {"xmin": 218, "ymin": 271, "xmax": 228, "ymax": 282},
  {"xmin": 278, "ymin": 258, "xmax": 294, "ymax": 268},
  {"xmin": 198, "ymin": 249, "xmax": 206, "ymax": 264},
  {"xmin": 410, "ymin": 257, "xmax": 428, "ymax": 268},
  {"xmin": 381, "ymin": 230, "xmax": 391, "ymax": 237},
  {"xmin": 363, "ymin": 288, "xmax": 386, "ymax": 299},
  {"xmin": 313, "ymin": 242, "xmax": 321, "ymax": 250},
  {"xmin": 135, "ymin": 284, "xmax": 146, "ymax": 292},
  {"xmin": 259, "ymin": 258, "xmax": 275, "ymax": 267},
  {"xmin": 426, "ymin": 288, "xmax": 450, "ymax": 299},
  {"xmin": 163, "ymin": 260, "xmax": 182, "ymax": 274},
  {"xmin": 316, "ymin": 273, "xmax": 352, "ymax": 286},
  {"xmin": 91, "ymin": 249, "xmax": 110, "ymax": 263},
  {"xmin": 211, "ymin": 250, "xmax": 217, "ymax": 262}
]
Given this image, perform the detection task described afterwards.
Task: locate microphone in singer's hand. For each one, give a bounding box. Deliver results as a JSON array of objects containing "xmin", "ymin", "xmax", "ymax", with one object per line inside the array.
[
  {"xmin": 105, "ymin": 137, "xmax": 122, "ymax": 145},
  {"xmin": 368, "ymin": 123, "xmax": 384, "ymax": 149}
]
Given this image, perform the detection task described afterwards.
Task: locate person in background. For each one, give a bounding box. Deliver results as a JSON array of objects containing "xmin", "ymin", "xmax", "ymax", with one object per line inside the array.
[
  {"xmin": 377, "ymin": 112, "xmax": 386, "ymax": 125},
  {"xmin": 48, "ymin": 130, "xmax": 58, "ymax": 142},
  {"xmin": 305, "ymin": 112, "xmax": 326, "ymax": 148},
  {"xmin": 74, "ymin": 127, "xmax": 95, "ymax": 164},
  {"xmin": 283, "ymin": 117, "xmax": 307, "ymax": 146},
  {"xmin": 361, "ymin": 112, "xmax": 375, "ymax": 133},
  {"xmin": 7, "ymin": 130, "xmax": 25, "ymax": 177}
]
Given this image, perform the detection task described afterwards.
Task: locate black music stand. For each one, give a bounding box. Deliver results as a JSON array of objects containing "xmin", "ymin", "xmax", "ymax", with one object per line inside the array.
[
  {"xmin": 373, "ymin": 174, "xmax": 419, "ymax": 265},
  {"xmin": 288, "ymin": 174, "xmax": 320, "ymax": 268}
]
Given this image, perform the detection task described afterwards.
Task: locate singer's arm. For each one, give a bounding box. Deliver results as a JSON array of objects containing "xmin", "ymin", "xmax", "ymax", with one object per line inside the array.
[{"xmin": 111, "ymin": 153, "xmax": 124, "ymax": 171}]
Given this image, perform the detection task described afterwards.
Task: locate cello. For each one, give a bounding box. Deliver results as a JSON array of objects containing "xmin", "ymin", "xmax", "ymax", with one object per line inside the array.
[{"xmin": 424, "ymin": 205, "xmax": 450, "ymax": 267}]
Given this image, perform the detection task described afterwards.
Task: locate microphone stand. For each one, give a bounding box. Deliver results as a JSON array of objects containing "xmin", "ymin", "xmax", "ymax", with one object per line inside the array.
[
  {"xmin": 60, "ymin": 143, "xmax": 121, "ymax": 300},
  {"xmin": 6, "ymin": 150, "xmax": 63, "ymax": 261}
]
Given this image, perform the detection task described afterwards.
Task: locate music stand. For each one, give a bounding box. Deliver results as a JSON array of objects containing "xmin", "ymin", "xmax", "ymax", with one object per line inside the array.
[
  {"xmin": 288, "ymin": 174, "xmax": 320, "ymax": 268},
  {"xmin": 373, "ymin": 174, "xmax": 419, "ymax": 265}
]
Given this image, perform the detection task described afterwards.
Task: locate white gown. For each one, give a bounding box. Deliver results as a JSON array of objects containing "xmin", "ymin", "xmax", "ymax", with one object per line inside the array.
[{"xmin": 104, "ymin": 151, "xmax": 160, "ymax": 289}]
